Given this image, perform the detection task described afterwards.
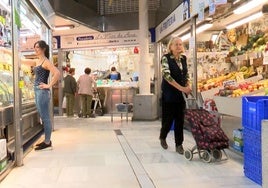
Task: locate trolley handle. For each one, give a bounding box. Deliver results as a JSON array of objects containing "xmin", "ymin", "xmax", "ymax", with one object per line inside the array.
[{"xmin": 183, "ymin": 93, "xmax": 200, "ymax": 109}]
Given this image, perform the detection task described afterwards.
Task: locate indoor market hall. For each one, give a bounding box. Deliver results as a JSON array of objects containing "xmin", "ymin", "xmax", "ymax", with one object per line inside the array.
[{"xmin": 0, "ymin": 115, "xmax": 262, "ymax": 188}]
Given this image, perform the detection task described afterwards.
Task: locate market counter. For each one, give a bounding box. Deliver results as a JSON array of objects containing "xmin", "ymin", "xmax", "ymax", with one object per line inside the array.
[{"xmin": 97, "ymin": 83, "xmax": 138, "ymax": 114}]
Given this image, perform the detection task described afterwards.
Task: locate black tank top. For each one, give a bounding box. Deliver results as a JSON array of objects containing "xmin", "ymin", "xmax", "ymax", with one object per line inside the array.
[{"xmin": 34, "ymin": 60, "xmax": 50, "ymax": 86}]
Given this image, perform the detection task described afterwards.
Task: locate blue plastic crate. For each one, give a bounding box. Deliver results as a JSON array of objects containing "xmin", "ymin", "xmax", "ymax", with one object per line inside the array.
[
  {"xmin": 242, "ymin": 96, "xmax": 268, "ymax": 132},
  {"xmin": 243, "ymin": 127, "xmax": 262, "ymax": 185}
]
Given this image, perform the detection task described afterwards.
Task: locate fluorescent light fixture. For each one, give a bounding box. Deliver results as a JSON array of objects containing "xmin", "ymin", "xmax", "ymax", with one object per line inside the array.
[
  {"xmin": 226, "ymin": 12, "xmax": 263, "ymax": 29},
  {"xmin": 211, "ymin": 33, "xmax": 219, "ymax": 43},
  {"xmin": 233, "ymin": 0, "xmax": 264, "ymax": 14},
  {"xmin": 233, "ymin": 0, "xmax": 241, "ymax": 5},
  {"xmin": 54, "ymin": 25, "xmax": 75, "ymax": 31},
  {"xmin": 180, "ymin": 23, "xmax": 213, "ymax": 41},
  {"xmin": 181, "ymin": 33, "xmax": 191, "ymax": 41},
  {"xmin": 196, "ymin": 23, "xmax": 213, "ymax": 33}
]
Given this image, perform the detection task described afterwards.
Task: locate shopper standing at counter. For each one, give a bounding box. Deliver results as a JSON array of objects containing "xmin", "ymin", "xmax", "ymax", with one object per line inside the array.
[
  {"xmin": 23, "ymin": 40, "xmax": 60, "ymax": 151},
  {"xmin": 77, "ymin": 67, "xmax": 96, "ymax": 118},
  {"xmin": 63, "ymin": 68, "xmax": 77, "ymax": 117},
  {"xmin": 107, "ymin": 66, "xmax": 121, "ymax": 81},
  {"xmin": 159, "ymin": 36, "xmax": 192, "ymax": 155}
]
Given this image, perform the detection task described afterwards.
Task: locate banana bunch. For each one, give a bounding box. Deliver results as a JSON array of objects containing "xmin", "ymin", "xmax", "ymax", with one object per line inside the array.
[
  {"xmin": 239, "ymin": 66, "xmax": 256, "ymax": 78},
  {"xmin": 225, "ymin": 71, "xmax": 236, "ymax": 80}
]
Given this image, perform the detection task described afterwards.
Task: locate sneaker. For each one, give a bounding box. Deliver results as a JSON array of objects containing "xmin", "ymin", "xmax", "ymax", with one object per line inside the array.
[
  {"xmin": 160, "ymin": 139, "xmax": 168, "ymax": 149},
  {"xmin": 35, "ymin": 141, "xmax": 45, "ymax": 147},
  {"xmin": 35, "ymin": 141, "xmax": 52, "ymax": 151},
  {"xmin": 176, "ymin": 145, "xmax": 184, "ymax": 155}
]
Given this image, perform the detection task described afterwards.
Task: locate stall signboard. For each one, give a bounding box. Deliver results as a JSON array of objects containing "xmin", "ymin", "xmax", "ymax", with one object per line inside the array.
[
  {"xmin": 60, "ymin": 30, "xmax": 139, "ymax": 49},
  {"xmin": 155, "ymin": 4, "xmax": 185, "ymax": 41}
]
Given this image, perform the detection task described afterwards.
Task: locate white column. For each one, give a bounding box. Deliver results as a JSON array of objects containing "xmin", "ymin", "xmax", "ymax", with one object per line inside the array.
[{"xmin": 138, "ymin": 0, "xmax": 151, "ymax": 94}]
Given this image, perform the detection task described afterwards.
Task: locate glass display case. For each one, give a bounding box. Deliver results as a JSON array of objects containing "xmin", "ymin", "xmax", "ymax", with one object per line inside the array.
[
  {"xmin": 0, "ymin": 48, "xmax": 12, "ymax": 107},
  {"xmin": 0, "ymin": 0, "xmax": 53, "ymax": 178}
]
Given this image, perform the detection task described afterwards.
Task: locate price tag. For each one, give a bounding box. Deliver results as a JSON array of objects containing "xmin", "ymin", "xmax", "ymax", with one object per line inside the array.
[
  {"xmin": 19, "ymin": 80, "xmax": 25, "ymax": 88},
  {"xmin": 236, "ymin": 72, "xmax": 244, "ymax": 82},
  {"xmin": 250, "ymin": 57, "xmax": 254, "ymax": 65},
  {"xmin": 256, "ymin": 66, "xmax": 263, "ymax": 75},
  {"xmin": 263, "ymin": 51, "xmax": 268, "ymax": 65},
  {"xmin": 223, "ymin": 79, "xmax": 236, "ymax": 87}
]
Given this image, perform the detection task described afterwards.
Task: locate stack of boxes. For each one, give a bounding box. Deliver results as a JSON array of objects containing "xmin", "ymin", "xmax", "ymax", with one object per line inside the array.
[{"xmin": 0, "ymin": 139, "xmax": 7, "ymax": 172}]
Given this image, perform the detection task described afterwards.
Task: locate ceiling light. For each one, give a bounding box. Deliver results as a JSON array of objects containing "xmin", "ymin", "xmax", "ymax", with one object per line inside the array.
[
  {"xmin": 180, "ymin": 23, "xmax": 213, "ymax": 41},
  {"xmin": 0, "ymin": 1, "xmax": 10, "ymax": 12},
  {"xmin": 233, "ymin": 0, "xmax": 264, "ymax": 14},
  {"xmin": 211, "ymin": 33, "xmax": 219, "ymax": 43},
  {"xmin": 54, "ymin": 25, "xmax": 75, "ymax": 31},
  {"xmin": 226, "ymin": 12, "xmax": 263, "ymax": 29},
  {"xmin": 196, "ymin": 23, "xmax": 213, "ymax": 33}
]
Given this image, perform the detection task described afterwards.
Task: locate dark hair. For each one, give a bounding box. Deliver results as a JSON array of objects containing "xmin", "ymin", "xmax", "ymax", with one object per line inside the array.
[
  {"xmin": 111, "ymin": 67, "xmax": 116, "ymax": 71},
  {"xmin": 84, "ymin": 67, "xmax": 91, "ymax": 74},
  {"xmin": 69, "ymin": 68, "xmax": 75, "ymax": 74},
  {"xmin": 34, "ymin": 40, "xmax": 50, "ymax": 59}
]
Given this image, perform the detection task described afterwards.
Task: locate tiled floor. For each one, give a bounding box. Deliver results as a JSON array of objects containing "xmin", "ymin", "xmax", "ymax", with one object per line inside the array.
[{"xmin": 0, "ymin": 115, "xmax": 261, "ymax": 188}]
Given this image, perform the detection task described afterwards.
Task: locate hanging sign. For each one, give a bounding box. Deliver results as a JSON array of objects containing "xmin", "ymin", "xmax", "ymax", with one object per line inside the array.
[
  {"xmin": 155, "ymin": 4, "xmax": 184, "ymax": 41},
  {"xmin": 60, "ymin": 30, "xmax": 139, "ymax": 49},
  {"xmin": 183, "ymin": 0, "xmax": 190, "ymax": 21},
  {"xmin": 209, "ymin": 0, "xmax": 216, "ymax": 15},
  {"xmin": 198, "ymin": 1, "xmax": 205, "ymax": 21},
  {"xmin": 215, "ymin": 0, "xmax": 227, "ymax": 5}
]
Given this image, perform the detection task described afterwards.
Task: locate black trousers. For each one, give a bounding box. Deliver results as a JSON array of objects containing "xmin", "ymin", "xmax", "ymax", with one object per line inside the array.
[{"xmin": 160, "ymin": 101, "xmax": 186, "ymax": 146}]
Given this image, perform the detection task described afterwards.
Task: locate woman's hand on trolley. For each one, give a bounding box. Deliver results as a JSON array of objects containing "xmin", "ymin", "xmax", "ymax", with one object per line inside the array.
[{"xmin": 181, "ymin": 86, "xmax": 192, "ymax": 95}]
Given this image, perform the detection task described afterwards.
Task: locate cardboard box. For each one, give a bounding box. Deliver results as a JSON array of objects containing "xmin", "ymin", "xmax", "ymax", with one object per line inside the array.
[
  {"xmin": 0, "ymin": 158, "xmax": 7, "ymax": 172},
  {"xmin": 0, "ymin": 139, "xmax": 7, "ymax": 161}
]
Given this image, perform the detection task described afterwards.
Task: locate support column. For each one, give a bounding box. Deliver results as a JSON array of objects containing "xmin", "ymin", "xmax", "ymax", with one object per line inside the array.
[
  {"xmin": 138, "ymin": 0, "xmax": 150, "ymax": 95},
  {"xmin": 132, "ymin": 0, "xmax": 157, "ymax": 120},
  {"xmin": 12, "ymin": 0, "xmax": 23, "ymax": 166},
  {"xmin": 191, "ymin": 17, "xmax": 198, "ymax": 100}
]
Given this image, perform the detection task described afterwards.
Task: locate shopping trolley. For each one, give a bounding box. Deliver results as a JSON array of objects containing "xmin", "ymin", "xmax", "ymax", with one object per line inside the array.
[
  {"xmin": 183, "ymin": 93, "xmax": 229, "ymax": 163},
  {"xmin": 92, "ymin": 91, "xmax": 104, "ymax": 116}
]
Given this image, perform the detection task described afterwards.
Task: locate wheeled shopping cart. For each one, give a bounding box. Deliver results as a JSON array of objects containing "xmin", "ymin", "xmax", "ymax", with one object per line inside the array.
[
  {"xmin": 77, "ymin": 91, "xmax": 104, "ymax": 117},
  {"xmin": 92, "ymin": 91, "xmax": 104, "ymax": 116},
  {"xmin": 183, "ymin": 94, "xmax": 229, "ymax": 163}
]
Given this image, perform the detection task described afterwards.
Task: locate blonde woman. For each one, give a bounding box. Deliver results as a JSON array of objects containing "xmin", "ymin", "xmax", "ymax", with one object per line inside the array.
[{"xmin": 159, "ymin": 37, "xmax": 192, "ymax": 154}]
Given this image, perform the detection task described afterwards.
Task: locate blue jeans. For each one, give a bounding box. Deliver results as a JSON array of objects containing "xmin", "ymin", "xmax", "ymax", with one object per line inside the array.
[{"xmin": 34, "ymin": 86, "xmax": 52, "ymax": 143}]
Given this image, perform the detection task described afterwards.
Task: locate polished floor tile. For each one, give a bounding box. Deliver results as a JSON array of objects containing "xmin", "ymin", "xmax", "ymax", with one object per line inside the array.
[{"xmin": 0, "ymin": 115, "xmax": 262, "ymax": 188}]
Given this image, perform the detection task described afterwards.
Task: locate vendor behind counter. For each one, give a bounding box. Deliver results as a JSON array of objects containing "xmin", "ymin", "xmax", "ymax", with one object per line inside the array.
[{"xmin": 106, "ymin": 67, "xmax": 121, "ymax": 81}]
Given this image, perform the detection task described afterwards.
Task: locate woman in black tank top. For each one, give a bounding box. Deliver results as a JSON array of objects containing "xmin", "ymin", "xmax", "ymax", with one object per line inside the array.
[{"xmin": 32, "ymin": 40, "xmax": 60, "ymax": 151}]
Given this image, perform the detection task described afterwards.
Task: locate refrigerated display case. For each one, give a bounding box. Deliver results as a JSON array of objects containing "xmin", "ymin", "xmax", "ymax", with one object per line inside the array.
[{"xmin": 0, "ymin": 0, "xmax": 53, "ymax": 179}]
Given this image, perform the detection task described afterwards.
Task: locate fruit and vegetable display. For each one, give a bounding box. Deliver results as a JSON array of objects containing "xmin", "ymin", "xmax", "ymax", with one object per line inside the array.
[
  {"xmin": 216, "ymin": 80, "xmax": 267, "ymax": 97},
  {"xmin": 198, "ymin": 66, "xmax": 257, "ymax": 92}
]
